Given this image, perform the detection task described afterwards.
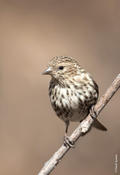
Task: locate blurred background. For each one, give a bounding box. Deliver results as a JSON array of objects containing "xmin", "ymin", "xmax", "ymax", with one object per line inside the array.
[{"xmin": 1, "ymin": 0, "xmax": 120, "ymax": 175}]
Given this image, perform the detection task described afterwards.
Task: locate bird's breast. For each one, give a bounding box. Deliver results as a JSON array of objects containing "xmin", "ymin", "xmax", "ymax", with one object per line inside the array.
[
  {"xmin": 49, "ymin": 80, "xmax": 98, "ymax": 122},
  {"xmin": 50, "ymin": 85, "xmax": 80, "ymax": 110}
]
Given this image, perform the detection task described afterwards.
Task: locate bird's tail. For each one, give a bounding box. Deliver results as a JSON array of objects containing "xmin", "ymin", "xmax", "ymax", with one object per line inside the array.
[{"xmin": 93, "ymin": 118, "xmax": 107, "ymax": 131}]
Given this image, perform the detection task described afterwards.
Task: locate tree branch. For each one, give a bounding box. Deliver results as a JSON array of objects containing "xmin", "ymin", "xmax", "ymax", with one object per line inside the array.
[{"xmin": 38, "ymin": 73, "xmax": 120, "ymax": 175}]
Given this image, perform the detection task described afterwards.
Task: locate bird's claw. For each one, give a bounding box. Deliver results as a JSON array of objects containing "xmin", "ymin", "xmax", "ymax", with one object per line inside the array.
[
  {"xmin": 90, "ymin": 105, "xmax": 97, "ymax": 120},
  {"xmin": 64, "ymin": 135, "xmax": 75, "ymax": 148}
]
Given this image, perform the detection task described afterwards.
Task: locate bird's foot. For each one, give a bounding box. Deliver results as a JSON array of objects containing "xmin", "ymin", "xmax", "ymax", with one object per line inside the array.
[
  {"xmin": 64, "ymin": 134, "xmax": 75, "ymax": 148},
  {"xmin": 90, "ymin": 105, "xmax": 97, "ymax": 120}
]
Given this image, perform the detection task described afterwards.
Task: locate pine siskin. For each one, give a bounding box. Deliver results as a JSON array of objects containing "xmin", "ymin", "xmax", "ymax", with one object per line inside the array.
[{"xmin": 43, "ymin": 56, "xmax": 107, "ymax": 146}]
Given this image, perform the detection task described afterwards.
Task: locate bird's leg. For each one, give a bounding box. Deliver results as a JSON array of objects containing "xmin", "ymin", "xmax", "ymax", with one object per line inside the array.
[
  {"xmin": 90, "ymin": 105, "xmax": 97, "ymax": 120},
  {"xmin": 90, "ymin": 105, "xmax": 107, "ymax": 131},
  {"xmin": 65, "ymin": 120, "xmax": 69, "ymax": 133},
  {"xmin": 64, "ymin": 121, "xmax": 75, "ymax": 148}
]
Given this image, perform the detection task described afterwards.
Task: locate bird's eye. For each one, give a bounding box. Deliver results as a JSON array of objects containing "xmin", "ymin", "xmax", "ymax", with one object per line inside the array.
[{"xmin": 58, "ymin": 66, "xmax": 64, "ymax": 70}]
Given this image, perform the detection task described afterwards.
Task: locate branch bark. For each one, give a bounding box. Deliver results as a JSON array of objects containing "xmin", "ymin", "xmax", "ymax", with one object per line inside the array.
[{"xmin": 38, "ymin": 73, "xmax": 120, "ymax": 175}]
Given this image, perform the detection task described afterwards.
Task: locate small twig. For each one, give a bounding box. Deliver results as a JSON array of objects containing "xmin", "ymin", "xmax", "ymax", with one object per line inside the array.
[{"xmin": 38, "ymin": 74, "xmax": 120, "ymax": 175}]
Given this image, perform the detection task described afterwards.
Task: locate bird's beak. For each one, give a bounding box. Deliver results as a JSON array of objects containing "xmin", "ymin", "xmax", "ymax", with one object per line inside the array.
[{"xmin": 42, "ymin": 67, "xmax": 52, "ymax": 75}]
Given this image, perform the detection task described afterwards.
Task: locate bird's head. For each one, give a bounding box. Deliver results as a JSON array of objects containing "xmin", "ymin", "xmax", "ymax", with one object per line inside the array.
[{"xmin": 42, "ymin": 56, "xmax": 80, "ymax": 81}]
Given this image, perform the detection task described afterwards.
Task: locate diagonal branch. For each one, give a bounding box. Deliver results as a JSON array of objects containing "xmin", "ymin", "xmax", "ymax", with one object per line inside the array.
[{"xmin": 38, "ymin": 73, "xmax": 120, "ymax": 175}]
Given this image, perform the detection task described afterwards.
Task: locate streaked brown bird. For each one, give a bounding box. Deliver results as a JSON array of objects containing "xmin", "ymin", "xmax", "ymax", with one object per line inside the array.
[{"xmin": 43, "ymin": 56, "xmax": 107, "ymax": 145}]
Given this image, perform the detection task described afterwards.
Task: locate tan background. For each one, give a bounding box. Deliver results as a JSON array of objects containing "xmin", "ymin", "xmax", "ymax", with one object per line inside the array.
[{"xmin": 1, "ymin": 0, "xmax": 120, "ymax": 175}]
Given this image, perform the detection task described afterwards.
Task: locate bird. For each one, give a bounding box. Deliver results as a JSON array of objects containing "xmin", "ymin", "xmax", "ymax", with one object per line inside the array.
[{"xmin": 42, "ymin": 56, "xmax": 107, "ymax": 146}]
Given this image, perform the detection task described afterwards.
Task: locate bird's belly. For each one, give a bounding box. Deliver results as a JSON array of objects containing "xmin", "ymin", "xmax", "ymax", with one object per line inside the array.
[{"xmin": 50, "ymin": 86, "xmax": 91, "ymax": 122}]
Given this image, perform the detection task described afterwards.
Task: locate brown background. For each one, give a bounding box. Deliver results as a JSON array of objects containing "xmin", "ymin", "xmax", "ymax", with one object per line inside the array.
[{"xmin": 1, "ymin": 0, "xmax": 120, "ymax": 175}]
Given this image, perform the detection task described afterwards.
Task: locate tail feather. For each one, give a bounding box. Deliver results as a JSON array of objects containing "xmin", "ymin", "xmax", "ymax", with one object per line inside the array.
[{"xmin": 93, "ymin": 119, "xmax": 107, "ymax": 131}]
